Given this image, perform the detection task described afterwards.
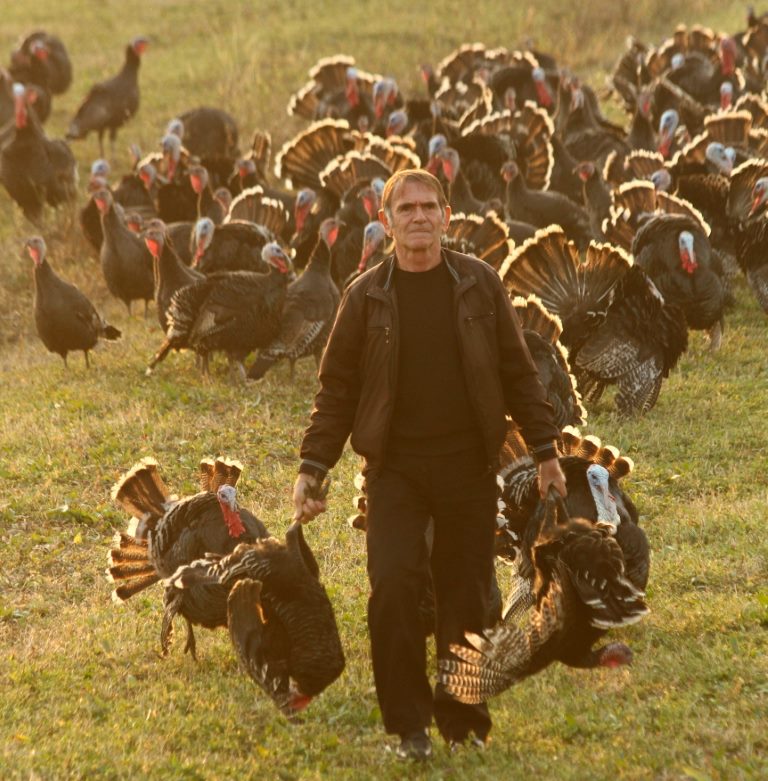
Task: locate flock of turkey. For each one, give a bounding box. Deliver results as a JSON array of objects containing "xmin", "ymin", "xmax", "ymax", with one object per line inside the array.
[{"xmin": 4, "ymin": 12, "xmax": 768, "ymax": 715}]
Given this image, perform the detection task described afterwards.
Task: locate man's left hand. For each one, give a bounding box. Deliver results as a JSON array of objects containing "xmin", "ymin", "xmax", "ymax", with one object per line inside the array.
[{"xmin": 538, "ymin": 458, "xmax": 567, "ymax": 499}]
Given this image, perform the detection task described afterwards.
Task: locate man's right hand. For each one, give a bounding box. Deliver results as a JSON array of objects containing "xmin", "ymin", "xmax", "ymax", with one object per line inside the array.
[{"xmin": 292, "ymin": 473, "xmax": 328, "ymax": 523}]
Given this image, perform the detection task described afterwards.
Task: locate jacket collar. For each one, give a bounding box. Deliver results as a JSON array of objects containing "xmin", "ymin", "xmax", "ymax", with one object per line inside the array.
[{"xmin": 372, "ymin": 248, "xmax": 475, "ymax": 294}]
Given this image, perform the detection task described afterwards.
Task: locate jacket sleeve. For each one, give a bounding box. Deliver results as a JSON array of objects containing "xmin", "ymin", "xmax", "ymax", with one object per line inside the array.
[
  {"xmin": 298, "ymin": 284, "xmax": 365, "ymax": 475},
  {"xmin": 488, "ymin": 267, "xmax": 560, "ymax": 463}
]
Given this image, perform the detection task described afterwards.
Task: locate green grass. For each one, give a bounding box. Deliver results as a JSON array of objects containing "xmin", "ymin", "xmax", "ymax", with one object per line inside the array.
[{"xmin": 1, "ymin": 1, "xmax": 768, "ymax": 779}]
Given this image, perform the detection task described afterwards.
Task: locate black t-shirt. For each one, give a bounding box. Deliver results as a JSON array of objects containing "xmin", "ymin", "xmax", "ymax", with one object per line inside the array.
[{"xmin": 388, "ymin": 260, "xmax": 484, "ymax": 456}]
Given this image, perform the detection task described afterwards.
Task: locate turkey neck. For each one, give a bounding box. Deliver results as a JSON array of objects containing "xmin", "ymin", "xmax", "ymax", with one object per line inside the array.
[
  {"xmin": 33, "ymin": 259, "xmax": 58, "ymax": 303},
  {"xmin": 100, "ymin": 203, "xmax": 135, "ymax": 248},
  {"xmin": 627, "ymin": 108, "xmax": 655, "ymax": 151},
  {"xmin": 197, "ymin": 187, "xmax": 222, "ymax": 223},
  {"xmin": 504, "ymin": 174, "xmax": 528, "ymax": 216},
  {"xmin": 449, "ymin": 170, "xmax": 483, "ymax": 214},
  {"xmin": 121, "ymin": 46, "xmax": 142, "ymax": 78},
  {"xmin": 305, "ymin": 237, "xmax": 332, "ymax": 275}
]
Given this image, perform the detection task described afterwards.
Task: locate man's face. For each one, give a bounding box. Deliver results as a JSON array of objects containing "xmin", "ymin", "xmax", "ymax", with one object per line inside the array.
[{"xmin": 379, "ymin": 180, "xmax": 450, "ymax": 254}]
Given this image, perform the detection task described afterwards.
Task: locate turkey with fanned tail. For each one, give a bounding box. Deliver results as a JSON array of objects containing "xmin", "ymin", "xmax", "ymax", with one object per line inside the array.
[
  {"xmin": 165, "ymin": 520, "xmax": 345, "ymax": 719},
  {"xmin": 501, "ymin": 227, "xmax": 688, "ymax": 415},
  {"xmin": 107, "ymin": 457, "xmax": 269, "ymax": 658},
  {"xmin": 438, "ymin": 486, "xmax": 649, "ymax": 703}
]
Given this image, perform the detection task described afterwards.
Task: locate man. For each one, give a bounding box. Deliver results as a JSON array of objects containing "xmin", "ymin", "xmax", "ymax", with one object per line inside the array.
[{"xmin": 293, "ymin": 169, "xmax": 566, "ymax": 760}]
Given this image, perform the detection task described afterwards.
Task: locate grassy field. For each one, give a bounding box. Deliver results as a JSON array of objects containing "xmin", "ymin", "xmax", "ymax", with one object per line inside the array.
[{"xmin": 1, "ymin": 1, "xmax": 767, "ymax": 779}]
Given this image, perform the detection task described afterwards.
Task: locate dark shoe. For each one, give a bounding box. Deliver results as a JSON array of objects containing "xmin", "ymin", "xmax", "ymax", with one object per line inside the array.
[{"xmin": 394, "ymin": 730, "xmax": 432, "ymax": 761}]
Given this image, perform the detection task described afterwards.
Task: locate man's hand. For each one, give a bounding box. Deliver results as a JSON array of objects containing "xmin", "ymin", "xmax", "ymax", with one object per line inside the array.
[
  {"xmin": 292, "ymin": 473, "xmax": 329, "ymax": 523},
  {"xmin": 537, "ymin": 458, "xmax": 567, "ymax": 499}
]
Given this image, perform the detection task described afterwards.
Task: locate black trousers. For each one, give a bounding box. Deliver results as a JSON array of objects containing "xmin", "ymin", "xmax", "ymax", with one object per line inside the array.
[{"xmin": 364, "ymin": 447, "xmax": 498, "ymax": 742}]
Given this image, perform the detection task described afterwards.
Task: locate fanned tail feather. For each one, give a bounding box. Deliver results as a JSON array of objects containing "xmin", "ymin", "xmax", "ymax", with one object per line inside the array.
[
  {"xmin": 274, "ymin": 119, "xmax": 356, "ymax": 190},
  {"xmin": 512, "ymin": 294, "xmax": 563, "ymax": 345},
  {"xmin": 111, "ymin": 458, "xmax": 170, "ymax": 529},
  {"xmin": 319, "ymin": 152, "xmax": 391, "ymax": 199},
  {"xmin": 438, "ymin": 622, "xmax": 532, "ymax": 703}
]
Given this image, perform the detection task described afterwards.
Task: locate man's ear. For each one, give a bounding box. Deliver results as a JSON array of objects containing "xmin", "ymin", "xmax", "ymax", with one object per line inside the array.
[
  {"xmin": 442, "ymin": 204, "xmax": 452, "ymax": 230},
  {"xmin": 378, "ymin": 208, "xmax": 393, "ymax": 237}
]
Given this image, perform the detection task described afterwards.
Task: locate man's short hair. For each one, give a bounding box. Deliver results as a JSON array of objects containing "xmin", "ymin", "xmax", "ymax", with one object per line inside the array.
[{"xmin": 380, "ymin": 168, "xmax": 448, "ymax": 220}]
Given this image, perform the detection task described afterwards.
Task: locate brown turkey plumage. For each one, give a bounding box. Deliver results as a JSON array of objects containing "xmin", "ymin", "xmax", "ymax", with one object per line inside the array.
[
  {"xmin": 0, "ymin": 82, "xmax": 77, "ymax": 224},
  {"xmin": 631, "ymin": 212, "xmax": 727, "ymax": 346},
  {"xmin": 438, "ymin": 485, "xmax": 649, "ymax": 703},
  {"xmin": 501, "ymin": 227, "xmax": 688, "ymax": 415},
  {"xmin": 107, "ymin": 456, "xmax": 269, "ymax": 658},
  {"xmin": 66, "ymin": 37, "xmax": 148, "ymax": 158},
  {"xmin": 143, "ymin": 219, "xmax": 204, "ymax": 331},
  {"xmin": 93, "ymin": 188, "xmax": 155, "ymax": 315},
  {"xmin": 247, "ymin": 218, "xmax": 341, "ymax": 380},
  {"xmin": 165, "ymin": 520, "xmax": 345, "ymax": 718},
  {"xmin": 26, "ymin": 236, "xmax": 121, "ymax": 367},
  {"xmin": 146, "ymin": 242, "xmax": 294, "ymax": 379},
  {"xmin": 9, "ymin": 30, "xmax": 72, "ymax": 96}
]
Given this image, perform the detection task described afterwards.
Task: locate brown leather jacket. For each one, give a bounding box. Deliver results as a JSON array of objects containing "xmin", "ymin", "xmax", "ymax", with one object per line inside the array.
[{"xmin": 299, "ymin": 249, "xmax": 559, "ymax": 475}]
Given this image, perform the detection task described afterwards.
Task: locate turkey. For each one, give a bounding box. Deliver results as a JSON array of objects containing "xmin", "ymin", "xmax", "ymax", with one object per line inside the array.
[
  {"xmin": 561, "ymin": 79, "xmax": 630, "ymax": 168},
  {"xmin": 500, "ymin": 160, "xmax": 593, "ymax": 249},
  {"xmin": 174, "ymin": 107, "xmax": 240, "ymax": 188},
  {"xmin": 247, "ymin": 218, "xmax": 341, "ymax": 381},
  {"xmin": 0, "ymin": 83, "xmax": 77, "ymax": 224},
  {"xmin": 191, "ymin": 217, "xmax": 272, "ymax": 274},
  {"xmin": 93, "ymin": 188, "xmax": 155, "ymax": 315},
  {"xmin": 165, "ymin": 520, "xmax": 345, "ymax": 718},
  {"xmin": 631, "ymin": 213, "xmax": 727, "ymax": 347},
  {"xmin": 438, "ymin": 486, "xmax": 649, "ymax": 702},
  {"xmin": 501, "ymin": 227, "xmax": 688, "ymax": 415},
  {"xmin": 66, "ymin": 37, "xmax": 148, "ymax": 158},
  {"xmin": 436, "ymin": 146, "xmax": 498, "ymax": 215},
  {"xmin": 146, "ymin": 242, "xmax": 294, "ymax": 379},
  {"xmin": 143, "ymin": 219, "xmax": 205, "ymax": 331},
  {"xmin": 9, "ymin": 30, "xmax": 72, "ymax": 95},
  {"xmin": 107, "ymin": 456, "xmax": 269, "ymax": 658},
  {"xmin": 25, "ymin": 236, "xmax": 121, "ymax": 367}
]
